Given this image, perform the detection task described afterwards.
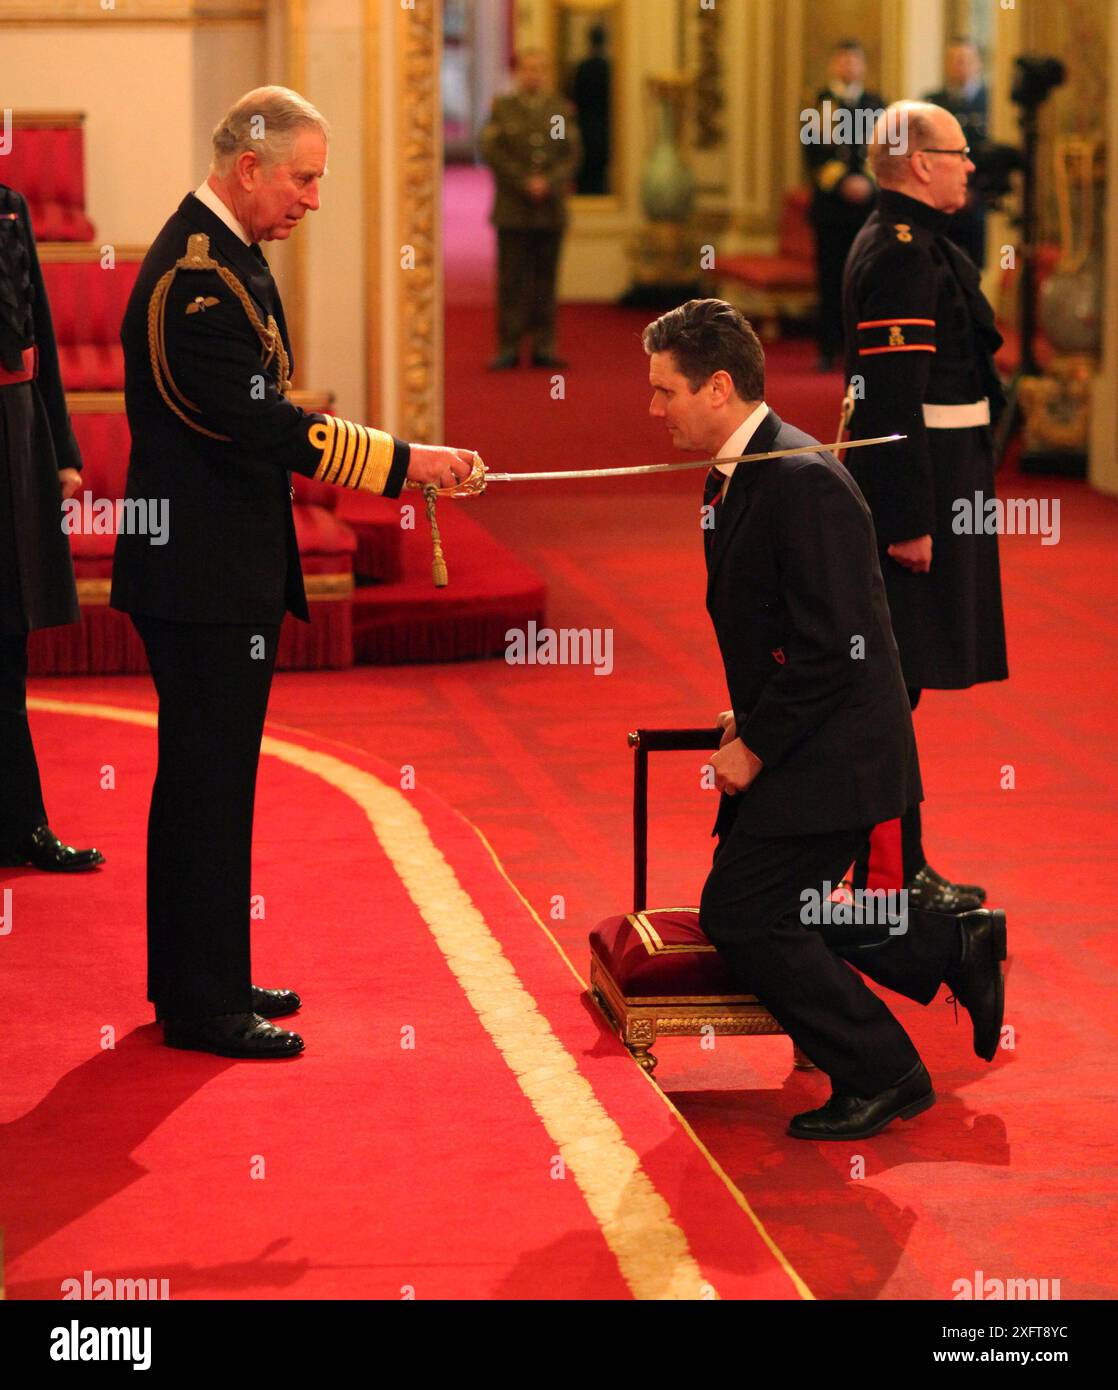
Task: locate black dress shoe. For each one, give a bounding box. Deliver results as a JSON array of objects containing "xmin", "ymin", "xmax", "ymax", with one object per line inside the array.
[
  {"xmin": 162, "ymin": 1012, "xmax": 304, "ymax": 1059},
  {"xmin": 788, "ymin": 1061, "xmax": 935, "ymax": 1140},
  {"xmin": 154, "ymin": 985, "xmax": 301, "ymax": 1024},
  {"xmin": 487, "ymin": 351, "xmax": 519, "ymax": 370},
  {"xmin": 0, "ymin": 824, "xmax": 104, "ymax": 872},
  {"xmin": 944, "ymin": 908, "xmax": 1007, "ymax": 1062},
  {"xmin": 907, "ymin": 863, "xmax": 984, "ymax": 914},
  {"xmin": 530, "ymin": 352, "xmax": 568, "ymax": 368},
  {"xmin": 924, "ymin": 863, "xmax": 986, "ymax": 903}
]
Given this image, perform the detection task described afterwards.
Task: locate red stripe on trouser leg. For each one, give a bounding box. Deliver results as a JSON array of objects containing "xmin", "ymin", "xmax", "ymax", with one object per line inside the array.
[{"xmin": 866, "ymin": 817, "xmax": 905, "ymax": 892}]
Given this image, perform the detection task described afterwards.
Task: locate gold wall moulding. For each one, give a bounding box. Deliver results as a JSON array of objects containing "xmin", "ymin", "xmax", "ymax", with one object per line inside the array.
[
  {"xmin": 395, "ymin": 0, "xmax": 440, "ymax": 443},
  {"xmin": 0, "ymin": 0, "xmax": 265, "ymax": 23}
]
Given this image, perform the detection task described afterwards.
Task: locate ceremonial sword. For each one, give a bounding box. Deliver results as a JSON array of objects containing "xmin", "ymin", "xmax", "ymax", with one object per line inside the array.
[{"xmin": 404, "ymin": 432, "xmax": 906, "ymax": 584}]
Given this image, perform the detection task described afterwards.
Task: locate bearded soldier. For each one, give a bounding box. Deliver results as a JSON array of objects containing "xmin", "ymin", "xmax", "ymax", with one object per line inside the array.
[
  {"xmin": 842, "ymin": 101, "xmax": 1007, "ymax": 914},
  {"xmin": 112, "ymin": 87, "xmax": 474, "ymax": 1059}
]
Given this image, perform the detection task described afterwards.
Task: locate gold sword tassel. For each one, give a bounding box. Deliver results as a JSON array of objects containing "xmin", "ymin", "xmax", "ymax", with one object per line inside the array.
[{"xmin": 423, "ymin": 485, "xmax": 449, "ymax": 588}]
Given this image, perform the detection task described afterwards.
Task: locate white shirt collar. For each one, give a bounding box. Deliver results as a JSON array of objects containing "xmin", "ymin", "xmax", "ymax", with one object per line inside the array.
[
  {"xmin": 193, "ymin": 179, "xmax": 252, "ymax": 246},
  {"xmin": 714, "ymin": 401, "xmax": 770, "ymax": 476}
]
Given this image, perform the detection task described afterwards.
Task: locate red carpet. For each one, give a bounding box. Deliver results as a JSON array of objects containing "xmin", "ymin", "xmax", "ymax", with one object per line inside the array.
[
  {"xmin": 3, "ymin": 704, "xmax": 807, "ymax": 1301},
  {"xmin": 5, "ymin": 171, "xmax": 1114, "ymax": 1302}
]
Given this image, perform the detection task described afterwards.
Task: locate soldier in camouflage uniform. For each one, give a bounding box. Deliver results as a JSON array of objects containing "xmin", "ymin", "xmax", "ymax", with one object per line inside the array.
[{"xmin": 480, "ymin": 50, "xmax": 582, "ymax": 370}]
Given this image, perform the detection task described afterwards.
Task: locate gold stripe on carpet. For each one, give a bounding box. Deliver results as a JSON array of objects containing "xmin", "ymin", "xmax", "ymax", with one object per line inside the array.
[{"xmin": 27, "ymin": 698, "xmax": 717, "ymax": 1302}]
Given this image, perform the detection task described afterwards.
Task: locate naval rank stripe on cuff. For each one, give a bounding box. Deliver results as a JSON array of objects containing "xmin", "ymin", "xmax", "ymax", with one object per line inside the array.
[
  {"xmin": 856, "ymin": 317, "xmax": 936, "ymax": 356},
  {"xmin": 308, "ymin": 417, "xmax": 398, "ymax": 494}
]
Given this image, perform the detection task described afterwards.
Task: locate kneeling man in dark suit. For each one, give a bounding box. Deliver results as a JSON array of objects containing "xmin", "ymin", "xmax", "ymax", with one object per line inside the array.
[{"xmin": 643, "ymin": 299, "xmax": 1006, "ymax": 1139}]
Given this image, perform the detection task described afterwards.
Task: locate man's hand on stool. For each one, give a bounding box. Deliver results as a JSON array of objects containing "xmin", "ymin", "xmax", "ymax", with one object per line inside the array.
[{"xmin": 711, "ymin": 737, "xmax": 763, "ymax": 796}]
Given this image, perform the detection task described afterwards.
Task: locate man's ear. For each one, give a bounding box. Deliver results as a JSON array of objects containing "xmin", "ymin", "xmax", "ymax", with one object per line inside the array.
[
  {"xmin": 235, "ymin": 149, "xmax": 262, "ymax": 189},
  {"xmin": 710, "ymin": 369, "xmax": 734, "ymax": 404}
]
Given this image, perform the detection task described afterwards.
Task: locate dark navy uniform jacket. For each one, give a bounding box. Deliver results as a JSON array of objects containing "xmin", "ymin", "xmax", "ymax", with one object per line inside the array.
[
  {"xmin": 113, "ymin": 193, "xmax": 409, "ymax": 626},
  {"xmin": 0, "ymin": 184, "xmax": 81, "ymax": 634},
  {"xmin": 842, "ymin": 188, "xmax": 1008, "ymax": 690}
]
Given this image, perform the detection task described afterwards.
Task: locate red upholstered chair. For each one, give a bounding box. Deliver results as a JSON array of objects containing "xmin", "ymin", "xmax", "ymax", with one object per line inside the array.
[
  {"xmin": 589, "ymin": 728, "xmax": 814, "ymax": 1078},
  {"xmin": 2, "ymin": 114, "xmax": 96, "ymax": 242},
  {"xmin": 714, "ymin": 187, "xmax": 818, "ymax": 340},
  {"xmin": 27, "ymin": 394, "xmax": 361, "ymax": 675},
  {"xmin": 40, "ymin": 249, "xmax": 144, "ymax": 392}
]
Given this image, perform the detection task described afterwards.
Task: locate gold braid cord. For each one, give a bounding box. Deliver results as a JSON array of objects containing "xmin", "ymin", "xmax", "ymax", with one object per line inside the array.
[
  {"xmin": 404, "ymin": 454, "xmax": 487, "ymax": 588},
  {"xmin": 147, "ymin": 232, "xmax": 291, "ymax": 441}
]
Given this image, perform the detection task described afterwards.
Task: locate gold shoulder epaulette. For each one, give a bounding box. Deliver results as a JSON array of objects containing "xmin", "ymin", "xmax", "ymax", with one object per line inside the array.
[{"xmin": 146, "ymin": 232, "xmax": 291, "ymax": 440}]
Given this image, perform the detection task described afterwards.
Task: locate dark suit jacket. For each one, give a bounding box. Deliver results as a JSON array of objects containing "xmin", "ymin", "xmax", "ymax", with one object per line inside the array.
[
  {"xmin": 706, "ymin": 408, "xmax": 921, "ymax": 838},
  {"xmin": 112, "ymin": 194, "xmax": 409, "ymax": 626}
]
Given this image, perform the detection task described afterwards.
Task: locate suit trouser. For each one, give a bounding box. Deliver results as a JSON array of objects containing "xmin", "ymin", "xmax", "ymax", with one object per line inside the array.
[
  {"xmin": 699, "ymin": 816, "xmax": 958, "ymax": 1096},
  {"xmin": 496, "ymin": 228, "xmax": 563, "ymax": 355},
  {"xmin": 132, "ymin": 614, "xmax": 279, "ymax": 1019},
  {"xmin": 0, "ymin": 632, "xmax": 47, "ymax": 848}
]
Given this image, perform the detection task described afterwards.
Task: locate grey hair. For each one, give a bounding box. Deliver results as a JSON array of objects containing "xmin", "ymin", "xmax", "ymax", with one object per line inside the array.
[
  {"xmin": 210, "ymin": 86, "xmax": 329, "ymax": 174},
  {"xmin": 868, "ymin": 101, "xmax": 946, "ymax": 187}
]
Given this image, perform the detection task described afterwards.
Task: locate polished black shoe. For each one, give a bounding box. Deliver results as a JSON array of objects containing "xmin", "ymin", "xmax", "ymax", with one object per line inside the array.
[
  {"xmin": 154, "ymin": 985, "xmax": 301, "ymax": 1024},
  {"xmin": 907, "ymin": 863, "xmax": 984, "ymax": 914},
  {"xmin": 0, "ymin": 824, "xmax": 104, "ymax": 873},
  {"xmin": 923, "ymin": 863, "xmax": 986, "ymax": 903},
  {"xmin": 944, "ymin": 908, "xmax": 1007, "ymax": 1062},
  {"xmin": 487, "ymin": 351, "xmax": 519, "ymax": 370},
  {"xmin": 530, "ymin": 352, "xmax": 568, "ymax": 368},
  {"xmin": 788, "ymin": 1061, "xmax": 935, "ymax": 1140},
  {"xmin": 162, "ymin": 1012, "xmax": 304, "ymax": 1059}
]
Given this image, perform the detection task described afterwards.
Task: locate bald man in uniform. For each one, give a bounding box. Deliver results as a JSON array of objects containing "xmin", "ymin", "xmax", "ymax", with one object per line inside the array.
[{"xmin": 842, "ymin": 100, "xmax": 1007, "ymax": 916}]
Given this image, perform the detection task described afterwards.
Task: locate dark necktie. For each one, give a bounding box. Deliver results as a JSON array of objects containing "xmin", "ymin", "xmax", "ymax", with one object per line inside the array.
[{"xmin": 703, "ymin": 467, "xmax": 723, "ymax": 562}]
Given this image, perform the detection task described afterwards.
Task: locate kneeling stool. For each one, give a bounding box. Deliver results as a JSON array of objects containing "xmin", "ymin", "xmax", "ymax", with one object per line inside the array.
[{"xmin": 589, "ymin": 728, "xmax": 814, "ymax": 1077}]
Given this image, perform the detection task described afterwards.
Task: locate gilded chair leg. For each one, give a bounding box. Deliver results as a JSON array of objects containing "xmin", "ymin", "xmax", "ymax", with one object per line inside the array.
[
  {"xmin": 792, "ymin": 1044, "xmax": 816, "ymax": 1071},
  {"xmin": 629, "ymin": 1044, "xmax": 658, "ymax": 1077}
]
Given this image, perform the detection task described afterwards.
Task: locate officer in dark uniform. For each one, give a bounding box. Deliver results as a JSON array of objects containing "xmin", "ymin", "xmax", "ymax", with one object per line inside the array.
[
  {"xmin": 113, "ymin": 87, "xmax": 474, "ymax": 1059},
  {"xmin": 480, "ymin": 49, "xmax": 582, "ymax": 369},
  {"xmin": 803, "ymin": 40, "xmax": 887, "ymax": 371},
  {"xmin": 924, "ymin": 36, "xmax": 990, "ymax": 266},
  {"xmin": 0, "ymin": 183, "xmax": 104, "ymax": 874},
  {"xmin": 842, "ymin": 101, "xmax": 1007, "ymax": 913},
  {"xmin": 569, "ymin": 23, "xmax": 611, "ymax": 195}
]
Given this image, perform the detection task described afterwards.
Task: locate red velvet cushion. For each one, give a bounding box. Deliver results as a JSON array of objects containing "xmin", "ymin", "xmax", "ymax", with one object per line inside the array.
[
  {"xmin": 590, "ymin": 908, "xmax": 753, "ymax": 998},
  {"xmin": 3, "ymin": 125, "xmax": 86, "ymax": 208},
  {"xmin": 26, "ymin": 201, "xmax": 95, "ymax": 243},
  {"xmin": 292, "ymin": 503, "xmax": 357, "ymax": 556},
  {"xmin": 718, "ymin": 254, "xmax": 816, "ymax": 291}
]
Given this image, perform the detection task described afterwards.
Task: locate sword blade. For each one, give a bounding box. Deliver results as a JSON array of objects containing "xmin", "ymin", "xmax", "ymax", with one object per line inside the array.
[{"xmin": 483, "ymin": 433, "xmax": 905, "ymax": 483}]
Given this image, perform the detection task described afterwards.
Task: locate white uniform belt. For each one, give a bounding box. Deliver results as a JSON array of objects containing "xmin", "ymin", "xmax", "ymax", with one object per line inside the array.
[{"xmin": 922, "ymin": 399, "xmax": 990, "ymax": 428}]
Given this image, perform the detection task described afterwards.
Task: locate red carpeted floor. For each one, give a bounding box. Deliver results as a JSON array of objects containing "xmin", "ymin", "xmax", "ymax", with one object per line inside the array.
[
  {"xmin": 3, "ymin": 706, "xmax": 808, "ymax": 1301},
  {"xmin": 5, "ymin": 169, "xmax": 1115, "ymax": 1301}
]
